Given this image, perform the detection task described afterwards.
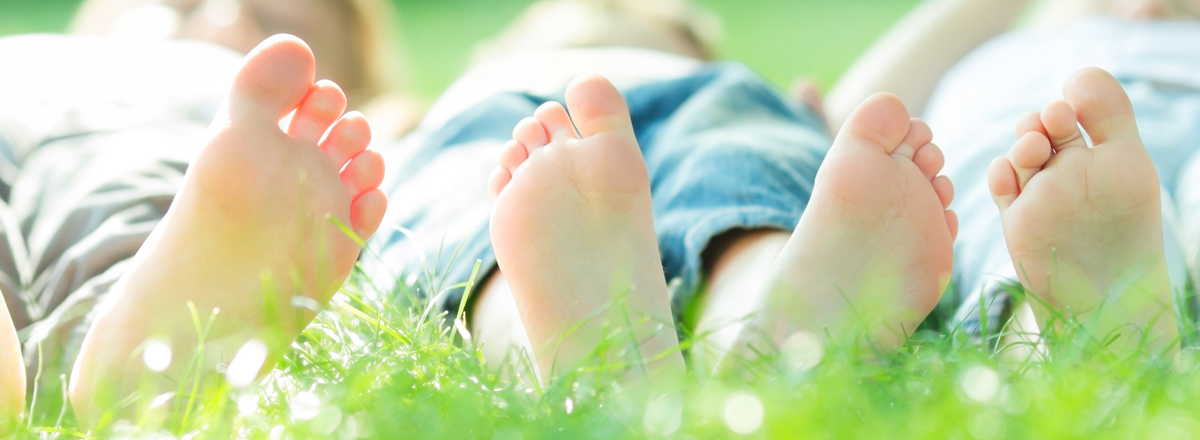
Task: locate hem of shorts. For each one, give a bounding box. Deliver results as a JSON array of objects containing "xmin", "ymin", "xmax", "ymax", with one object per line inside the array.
[{"xmin": 668, "ymin": 206, "xmax": 802, "ymax": 325}]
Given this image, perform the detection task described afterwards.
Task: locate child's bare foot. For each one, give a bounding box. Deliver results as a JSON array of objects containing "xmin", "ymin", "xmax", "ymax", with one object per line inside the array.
[
  {"xmin": 488, "ymin": 75, "xmax": 684, "ymax": 379},
  {"xmin": 988, "ymin": 67, "xmax": 1176, "ymax": 348},
  {"xmin": 743, "ymin": 93, "xmax": 957, "ymax": 353},
  {"xmin": 70, "ymin": 35, "xmax": 387, "ymax": 422},
  {"xmin": 0, "ymin": 295, "xmax": 24, "ymax": 426}
]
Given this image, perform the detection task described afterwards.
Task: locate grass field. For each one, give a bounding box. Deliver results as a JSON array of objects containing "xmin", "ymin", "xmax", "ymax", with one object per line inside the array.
[
  {"xmin": 0, "ymin": 0, "xmax": 919, "ymax": 100},
  {"xmin": 5, "ymin": 1, "xmax": 1200, "ymax": 440}
]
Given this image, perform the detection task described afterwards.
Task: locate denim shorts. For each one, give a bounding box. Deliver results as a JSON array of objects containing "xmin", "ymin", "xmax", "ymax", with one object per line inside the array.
[{"xmin": 362, "ymin": 63, "xmax": 831, "ymax": 322}]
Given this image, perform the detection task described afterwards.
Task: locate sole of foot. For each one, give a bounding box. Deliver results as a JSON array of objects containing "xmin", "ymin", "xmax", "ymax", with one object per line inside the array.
[
  {"xmin": 0, "ymin": 294, "xmax": 24, "ymax": 428},
  {"xmin": 988, "ymin": 67, "xmax": 1176, "ymax": 350},
  {"xmin": 730, "ymin": 93, "xmax": 957, "ymax": 366},
  {"xmin": 69, "ymin": 35, "xmax": 388, "ymax": 423},
  {"xmin": 487, "ymin": 75, "xmax": 684, "ymax": 380}
]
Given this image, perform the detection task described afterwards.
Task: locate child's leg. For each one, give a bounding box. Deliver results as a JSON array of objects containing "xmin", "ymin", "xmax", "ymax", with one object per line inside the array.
[
  {"xmin": 470, "ymin": 272, "xmax": 535, "ymax": 378},
  {"xmin": 70, "ymin": 35, "xmax": 389, "ymax": 424},
  {"xmin": 726, "ymin": 95, "xmax": 957, "ymax": 363},
  {"xmin": 689, "ymin": 230, "xmax": 790, "ymax": 370},
  {"xmin": 987, "ymin": 68, "xmax": 1177, "ymax": 351},
  {"xmin": 0, "ymin": 293, "xmax": 24, "ymax": 427},
  {"xmin": 484, "ymin": 76, "xmax": 685, "ymax": 380}
]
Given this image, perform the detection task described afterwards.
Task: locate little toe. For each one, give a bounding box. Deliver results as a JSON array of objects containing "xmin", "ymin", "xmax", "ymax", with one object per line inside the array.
[
  {"xmin": 1010, "ymin": 131, "xmax": 1054, "ymax": 190},
  {"xmin": 1063, "ymin": 67, "xmax": 1141, "ymax": 146},
  {"xmin": 350, "ymin": 189, "xmax": 387, "ymax": 238},
  {"xmin": 288, "ymin": 80, "xmax": 348, "ymax": 144},
  {"xmin": 533, "ymin": 102, "xmax": 577, "ymax": 141},
  {"xmin": 488, "ymin": 167, "xmax": 512, "ymax": 201},
  {"xmin": 341, "ymin": 150, "xmax": 385, "ymax": 197},
  {"xmin": 836, "ymin": 93, "xmax": 912, "ymax": 155},
  {"xmin": 932, "ymin": 175, "xmax": 954, "ymax": 209},
  {"xmin": 320, "ymin": 112, "xmax": 372, "ymax": 169},
  {"xmin": 227, "ymin": 34, "xmax": 316, "ymax": 122},
  {"xmin": 498, "ymin": 140, "xmax": 529, "ymax": 172},
  {"xmin": 912, "ymin": 142, "xmax": 945, "ymax": 180},
  {"xmin": 1040, "ymin": 100, "xmax": 1087, "ymax": 151},
  {"xmin": 564, "ymin": 74, "xmax": 636, "ymax": 138},
  {"xmin": 512, "ymin": 117, "xmax": 549, "ymax": 151},
  {"xmin": 988, "ymin": 156, "xmax": 1020, "ymax": 212},
  {"xmin": 946, "ymin": 210, "xmax": 959, "ymax": 242}
]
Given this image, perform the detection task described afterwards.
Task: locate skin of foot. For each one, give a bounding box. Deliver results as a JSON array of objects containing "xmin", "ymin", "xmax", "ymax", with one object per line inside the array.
[
  {"xmin": 732, "ymin": 93, "xmax": 958, "ymax": 362},
  {"xmin": 988, "ymin": 67, "xmax": 1176, "ymax": 350},
  {"xmin": 0, "ymin": 294, "xmax": 24, "ymax": 428},
  {"xmin": 486, "ymin": 75, "xmax": 685, "ymax": 380},
  {"xmin": 69, "ymin": 35, "xmax": 388, "ymax": 424}
]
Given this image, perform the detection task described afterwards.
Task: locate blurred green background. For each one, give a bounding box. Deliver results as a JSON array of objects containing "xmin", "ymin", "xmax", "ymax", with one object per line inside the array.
[{"xmin": 0, "ymin": 0, "xmax": 919, "ymax": 101}]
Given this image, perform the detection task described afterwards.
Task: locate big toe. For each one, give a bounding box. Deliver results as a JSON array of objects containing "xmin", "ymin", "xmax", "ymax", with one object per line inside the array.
[
  {"xmin": 564, "ymin": 74, "xmax": 635, "ymax": 138},
  {"xmin": 227, "ymin": 35, "xmax": 317, "ymax": 122},
  {"xmin": 1063, "ymin": 67, "xmax": 1140, "ymax": 145},
  {"xmin": 836, "ymin": 93, "xmax": 912, "ymax": 155}
]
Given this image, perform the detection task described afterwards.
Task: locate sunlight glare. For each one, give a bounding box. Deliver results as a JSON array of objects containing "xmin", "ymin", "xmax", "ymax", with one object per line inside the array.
[
  {"xmin": 723, "ymin": 392, "xmax": 764, "ymax": 435},
  {"xmin": 143, "ymin": 340, "xmax": 173, "ymax": 372},
  {"xmin": 227, "ymin": 339, "xmax": 269, "ymax": 387}
]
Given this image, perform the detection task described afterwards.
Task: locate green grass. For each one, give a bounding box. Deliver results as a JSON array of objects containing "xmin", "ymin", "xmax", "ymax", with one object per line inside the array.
[{"xmin": 7, "ymin": 261, "xmax": 1200, "ymax": 439}]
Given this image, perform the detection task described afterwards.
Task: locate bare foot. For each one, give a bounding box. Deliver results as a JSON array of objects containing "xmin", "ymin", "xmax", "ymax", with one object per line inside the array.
[
  {"xmin": 0, "ymin": 294, "xmax": 23, "ymax": 427},
  {"xmin": 69, "ymin": 35, "xmax": 388, "ymax": 422},
  {"xmin": 487, "ymin": 75, "xmax": 684, "ymax": 379},
  {"xmin": 988, "ymin": 67, "xmax": 1176, "ymax": 349},
  {"xmin": 741, "ymin": 93, "xmax": 957, "ymax": 355}
]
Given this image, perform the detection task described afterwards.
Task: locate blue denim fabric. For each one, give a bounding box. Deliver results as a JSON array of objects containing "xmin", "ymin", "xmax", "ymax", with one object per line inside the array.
[{"xmin": 363, "ymin": 63, "xmax": 830, "ymax": 322}]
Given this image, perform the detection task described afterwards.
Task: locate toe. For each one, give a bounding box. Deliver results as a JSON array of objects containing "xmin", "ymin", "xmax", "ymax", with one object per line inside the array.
[
  {"xmin": 988, "ymin": 156, "xmax": 1020, "ymax": 212},
  {"xmin": 912, "ymin": 142, "xmax": 945, "ymax": 180},
  {"xmin": 498, "ymin": 140, "xmax": 529, "ymax": 172},
  {"xmin": 320, "ymin": 112, "xmax": 372, "ymax": 169},
  {"xmin": 564, "ymin": 74, "xmax": 636, "ymax": 138},
  {"xmin": 488, "ymin": 167, "xmax": 512, "ymax": 202},
  {"xmin": 1010, "ymin": 131, "xmax": 1053, "ymax": 190},
  {"xmin": 946, "ymin": 210, "xmax": 959, "ymax": 242},
  {"xmin": 350, "ymin": 189, "xmax": 387, "ymax": 238},
  {"xmin": 1063, "ymin": 67, "xmax": 1141, "ymax": 146},
  {"xmin": 533, "ymin": 102, "xmax": 577, "ymax": 141},
  {"xmin": 1041, "ymin": 100, "xmax": 1087, "ymax": 151},
  {"xmin": 836, "ymin": 93, "xmax": 912, "ymax": 155},
  {"xmin": 1015, "ymin": 111, "xmax": 1048, "ymax": 138},
  {"xmin": 227, "ymin": 34, "xmax": 316, "ymax": 121},
  {"xmin": 288, "ymin": 80, "xmax": 348, "ymax": 144},
  {"xmin": 932, "ymin": 175, "xmax": 954, "ymax": 209},
  {"xmin": 341, "ymin": 150, "xmax": 385, "ymax": 197},
  {"xmin": 512, "ymin": 117, "xmax": 549, "ymax": 151},
  {"xmin": 891, "ymin": 118, "xmax": 930, "ymax": 160}
]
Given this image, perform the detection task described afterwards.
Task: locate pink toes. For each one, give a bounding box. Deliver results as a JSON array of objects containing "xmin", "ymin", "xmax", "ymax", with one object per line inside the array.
[
  {"xmin": 488, "ymin": 167, "xmax": 513, "ymax": 202},
  {"xmin": 1009, "ymin": 131, "xmax": 1053, "ymax": 190},
  {"xmin": 350, "ymin": 189, "xmax": 387, "ymax": 238},
  {"xmin": 513, "ymin": 117, "xmax": 550, "ymax": 150},
  {"xmin": 288, "ymin": 80, "xmax": 348, "ymax": 144},
  {"xmin": 1041, "ymin": 100, "xmax": 1087, "ymax": 151},
  {"xmin": 892, "ymin": 118, "xmax": 933, "ymax": 160},
  {"xmin": 490, "ymin": 111, "xmax": 558, "ymax": 202},
  {"xmin": 228, "ymin": 34, "xmax": 317, "ymax": 121},
  {"xmin": 946, "ymin": 210, "xmax": 959, "ymax": 242},
  {"xmin": 341, "ymin": 150, "xmax": 385, "ymax": 197},
  {"xmin": 988, "ymin": 156, "xmax": 1020, "ymax": 212},
  {"xmin": 320, "ymin": 112, "xmax": 371, "ymax": 168},
  {"xmin": 533, "ymin": 102, "xmax": 578, "ymax": 140}
]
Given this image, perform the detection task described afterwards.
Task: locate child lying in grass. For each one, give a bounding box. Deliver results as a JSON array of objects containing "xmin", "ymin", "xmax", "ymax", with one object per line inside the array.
[
  {"xmin": 827, "ymin": 0, "xmax": 1200, "ymax": 351},
  {"xmin": 0, "ymin": 0, "xmax": 1194, "ymax": 432}
]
